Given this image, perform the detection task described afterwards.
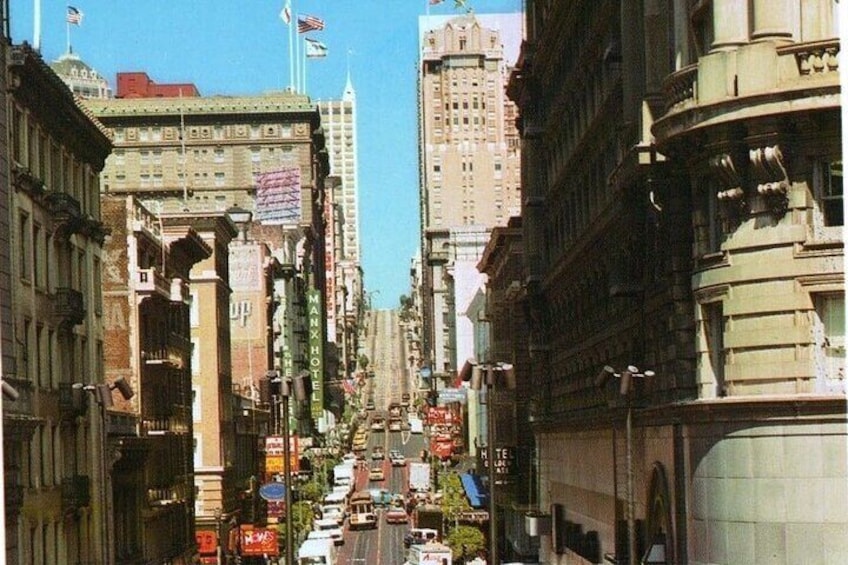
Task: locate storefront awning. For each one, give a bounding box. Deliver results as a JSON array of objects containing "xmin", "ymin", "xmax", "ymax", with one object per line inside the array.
[{"xmin": 460, "ymin": 472, "xmax": 488, "ymax": 509}]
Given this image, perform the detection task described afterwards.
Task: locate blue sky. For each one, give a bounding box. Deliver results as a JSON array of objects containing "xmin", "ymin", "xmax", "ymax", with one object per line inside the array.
[{"xmin": 9, "ymin": 0, "xmax": 522, "ymax": 309}]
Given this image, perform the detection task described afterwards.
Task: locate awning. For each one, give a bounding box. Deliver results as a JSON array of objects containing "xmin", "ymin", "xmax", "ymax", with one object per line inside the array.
[{"xmin": 460, "ymin": 472, "xmax": 488, "ymax": 509}]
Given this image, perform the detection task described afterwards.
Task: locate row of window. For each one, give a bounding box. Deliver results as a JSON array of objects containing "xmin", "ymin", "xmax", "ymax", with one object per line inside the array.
[
  {"xmin": 113, "ymin": 123, "xmax": 294, "ymax": 143},
  {"xmin": 18, "ymin": 212, "xmax": 100, "ymax": 300},
  {"xmin": 10, "ymin": 105, "xmax": 101, "ymax": 218}
]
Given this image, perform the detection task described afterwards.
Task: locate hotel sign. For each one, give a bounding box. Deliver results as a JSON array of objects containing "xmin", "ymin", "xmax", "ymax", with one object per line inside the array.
[{"xmin": 307, "ymin": 289, "xmax": 324, "ymax": 419}]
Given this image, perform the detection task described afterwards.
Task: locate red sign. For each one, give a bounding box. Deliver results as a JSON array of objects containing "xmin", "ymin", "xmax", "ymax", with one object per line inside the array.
[
  {"xmin": 196, "ymin": 530, "xmax": 217, "ymax": 555},
  {"xmin": 427, "ymin": 406, "xmax": 449, "ymax": 425},
  {"xmin": 431, "ymin": 437, "xmax": 453, "ymax": 459},
  {"xmin": 239, "ymin": 526, "xmax": 279, "ymax": 557}
]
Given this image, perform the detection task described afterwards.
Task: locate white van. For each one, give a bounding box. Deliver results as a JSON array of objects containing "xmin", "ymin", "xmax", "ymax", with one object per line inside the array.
[{"xmin": 298, "ymin": 538, "xmax": 337, "ymax": 565}]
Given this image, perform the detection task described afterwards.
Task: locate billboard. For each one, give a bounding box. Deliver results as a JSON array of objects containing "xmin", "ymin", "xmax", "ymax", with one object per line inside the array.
[
  {"xmin": 239, "ymin": 526, "xmax": 279, "ymax": 557},
  {"xmin": 255, "ymin": 168, "xmax": 301, "ymax": 225}
]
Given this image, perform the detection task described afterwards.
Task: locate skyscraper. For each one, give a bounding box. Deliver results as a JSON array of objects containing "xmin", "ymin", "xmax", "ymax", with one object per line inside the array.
[{"xmin": 416, "ymin": 13, "xmax": 522, "ymax": 384}]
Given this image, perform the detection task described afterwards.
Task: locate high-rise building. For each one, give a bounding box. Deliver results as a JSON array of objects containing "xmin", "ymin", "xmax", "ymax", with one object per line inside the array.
[
  {"xmin": 416, "ymin": 13, "xmax": 522, "ymax": 387},
  {"xmin": 318, "ymin": 75, "xmax": 364, "ymax": 386}
]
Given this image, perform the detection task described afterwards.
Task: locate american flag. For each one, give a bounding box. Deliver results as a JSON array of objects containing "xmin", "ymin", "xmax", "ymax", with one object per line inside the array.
[
  {"xmin": 429, "ymin": 0, "xmax": 444, "ymax": 5},
  {"xmin": 342, "ymin": 379, "xmax": 356, "ymax": 395},
  {"xmin": 297, "ymin": 15, "xmax": 325, "ymax": 33},
  {"xmin": 66, "ymin": 5, "xmax": 83, "ymax": 25}
]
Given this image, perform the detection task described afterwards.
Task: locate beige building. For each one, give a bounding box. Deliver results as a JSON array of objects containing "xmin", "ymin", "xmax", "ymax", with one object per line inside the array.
[
  {"xmin": 417, "ymin": 13, "xmax": 522, "ymax": 385},
  {"xmin": 4, "ymin": 44, "xmax": 112, "ymax": 564},
  {"xmin": 100, "ymin": 195, "xmax": 211, "ymax": 564},
  {"xmin": 85, "ymin": 88, "xmax": 329, "ymax": 555},
  {"xmin": 508, "ymin": 1, "xmax": 844, "ymax": 564}
]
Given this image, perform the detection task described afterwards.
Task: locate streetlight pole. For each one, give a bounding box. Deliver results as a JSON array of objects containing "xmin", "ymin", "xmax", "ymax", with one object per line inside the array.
[
  {"xmin": 469, "ymin": 361, "xmax": 515, "ymax": 565},
  {"xmin": 267, "ymin": 370, "xmax": 310, "ymax": 565},
  {"xmin": 596, "ymin": 365, "xmax": 653, "ymax": 565}
]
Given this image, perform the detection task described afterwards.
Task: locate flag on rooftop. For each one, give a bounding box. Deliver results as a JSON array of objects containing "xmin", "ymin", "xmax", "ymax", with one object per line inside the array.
[
  {"xmin": 279, "ymin": 0, "xmax": 291, "ymax": 25},
  {"xmin": 66, "ymin": 6, "xmax": 83, "ymax": 25},
  {"xmin": 305, "ymin": 37, "xmax": 328, "ymax": 59},
  {"xmin": 298, "ymin": 15, "xmax": 325, "ymax": 33}
]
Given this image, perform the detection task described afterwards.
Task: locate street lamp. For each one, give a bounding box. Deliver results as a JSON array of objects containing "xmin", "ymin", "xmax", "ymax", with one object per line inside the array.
[
  {"xmin": 73, "ymin": 378, "xmax": 134, "ymax": 565},
  {"xmin": 213, "ymin": 507, "xmax": 223, "ymax": 565},
  {"xmin": 265, "ymin": 369, "xmax": 311, "ymax": 565},
  {"xmin": 469, "ymin": 360, "xmax": 515, "ymax": 565},
  {"xmin": 595, "ymin": 365, "xmax": 654, "ymax": 565}
]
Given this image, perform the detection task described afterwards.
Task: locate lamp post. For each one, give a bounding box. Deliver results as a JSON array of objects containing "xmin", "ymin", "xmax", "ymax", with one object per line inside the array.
[
  {"xmin": 469, "ymin": 361, "xmax": 515, "ymax": 565},
  {"xmin": 595, "ymin": 364, "xmax": 654, "ymax": 565},
  {"xmin": 73, "ymin": 378, "xmax": 134, "ymax": 565},
  {"xmin": 266, "ymin": 369, "xmax": 311, "ymax": 565}
]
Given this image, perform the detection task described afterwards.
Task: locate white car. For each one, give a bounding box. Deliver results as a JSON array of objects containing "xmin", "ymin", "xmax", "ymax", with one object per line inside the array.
[
  {"xmin": 313, "ymin": 518, "xmax": 344, "ymax": 546},
  {"xmin": 321, "ymin": 504, "xmax": 346, "ymax": 525}
]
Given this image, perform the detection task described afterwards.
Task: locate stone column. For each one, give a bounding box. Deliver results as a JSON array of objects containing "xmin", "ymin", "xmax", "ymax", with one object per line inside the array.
[
  {"xmin": 712, "ymin": 0, "xmax": 749, "ymax": 50},
  {"xmin": 800, "ymin": 0, "xmax": 838, "ymax": 41},
  {"xmin": 672, "ymin": 0, "xmax": 692, "ymax": 69},
  {"xmin": 751, "ymin": 0, "xmax": 793, "ymax": 41}
]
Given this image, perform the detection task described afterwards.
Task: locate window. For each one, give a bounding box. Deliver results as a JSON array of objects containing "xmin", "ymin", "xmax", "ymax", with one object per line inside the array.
[
  {"xmin": 819, "ymin": 160, "xmax": 843, "ymax": 227},
  {"xmin": 19, "ymin": 212, "xmax": 30, "ymax": 281},
  {"xmin": 702, "ymin": 302, "xmax": 725, "ymax": 397},
  {"xmin": 814, "ymin": 293, "xmax": 845, "ymax": 391}
]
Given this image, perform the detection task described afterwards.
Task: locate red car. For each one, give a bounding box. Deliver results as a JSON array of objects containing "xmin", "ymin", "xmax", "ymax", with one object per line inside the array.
[{"xmin": 384, "ymin": 506, "xmax": 409, "ymax": 524}]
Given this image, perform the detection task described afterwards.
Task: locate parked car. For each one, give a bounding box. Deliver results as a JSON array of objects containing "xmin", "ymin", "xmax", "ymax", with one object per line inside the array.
[{"xmin": 313, "ymin": 518, "xmax": 344, "ymax": 546}]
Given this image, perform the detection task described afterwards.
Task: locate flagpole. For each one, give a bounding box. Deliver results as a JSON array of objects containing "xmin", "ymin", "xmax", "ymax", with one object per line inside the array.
[
  {"xmin": 302, "ymin": 37, "xmax": 308, "ymax": 93},
  {"xmin": 66, "ymin": 18, "xmax": 70, "ymax": 54},
  {"xmin": 295, "ymin": 15, "xmax": 301, "ymax": 93},
  {"xmin": 33, "ymin": 0, "xmax": 41, "ymax": 51},
  {"xmin": 288, "ymin": 1, "xmax": 295, "ymax": 90}
]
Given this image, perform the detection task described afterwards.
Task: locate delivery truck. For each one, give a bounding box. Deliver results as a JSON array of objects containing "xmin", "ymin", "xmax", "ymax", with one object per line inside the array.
[{"xmin": 408, "ymin": 462, "xmax": 431, "ymax": 493}]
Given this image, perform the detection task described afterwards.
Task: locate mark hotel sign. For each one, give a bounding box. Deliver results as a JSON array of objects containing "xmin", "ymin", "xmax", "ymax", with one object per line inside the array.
[{"xmin": 307, "ymin": 288, "xmax": 324, "ymax": 419}]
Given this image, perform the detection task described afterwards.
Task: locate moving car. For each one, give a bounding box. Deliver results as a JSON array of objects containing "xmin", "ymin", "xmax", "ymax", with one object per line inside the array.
[
  {"xmin": 390, "ymin": 453, "xmax": 407, "ymax": 467},
  {"xmin": 403, "ymin": 528, "xmax": 439, "ymax": 548},
  {"xmin": 385, "ymin": 505, "xmax": 409, "ymax": 524},
  {"xmin": 366, "ymin": 399, "xmax": 376, "ymax": 411},
  {"xmin": 389, "ymin": 419, "xmax": 402, "ymax": 432},
  {"xmin": 369, "ymin": 465, "xmax": 385, "ymax": 482},
  {"xmin": 370, "ymin": 416, "xmax": 386, "ymax": 432},
  {"xmin": 371, "ymin": 446, "xmax": 385, "ymax": 460}
]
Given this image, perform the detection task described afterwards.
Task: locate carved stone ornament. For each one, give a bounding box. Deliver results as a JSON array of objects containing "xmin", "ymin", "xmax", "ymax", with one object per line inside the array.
[
  {"xmin": 749, "ymin": 145, "xmax": 789, "ymax": 195},
  {"xmin": 709, "ymin": 153, "xmax": 747, "ymax": 219},
  {"xmin": 749, "ymin": 145, "xmax": 789, "ymax": 216}
]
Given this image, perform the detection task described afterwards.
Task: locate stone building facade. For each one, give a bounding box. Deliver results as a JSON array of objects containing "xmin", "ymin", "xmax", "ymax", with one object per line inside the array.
[
  {"xmin": 508, "ymin": 1, "xmax": 843, "ymax": 564},
  {"xmin": 5, "ymin": 43, "xmax": 112, "ymax": 564}
]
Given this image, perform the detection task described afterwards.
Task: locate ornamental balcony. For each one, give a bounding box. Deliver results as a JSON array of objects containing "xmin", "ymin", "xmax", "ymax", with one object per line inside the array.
[
  {"xmin": 53, "ymin": 287, "xmax": 85, "ymax": 326},
  {"xmin": 135, "ymin": 267, "xmax": 171, "ymax": 300},
  {"xmin": 61, "ymin": 474, "xmax": 91, "ymax": 514}
]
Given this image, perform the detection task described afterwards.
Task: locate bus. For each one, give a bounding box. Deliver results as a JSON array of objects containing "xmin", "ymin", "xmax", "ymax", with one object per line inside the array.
[{"xmin": 348, "ymin": 491, "xmax": 377, "ymax": 530}]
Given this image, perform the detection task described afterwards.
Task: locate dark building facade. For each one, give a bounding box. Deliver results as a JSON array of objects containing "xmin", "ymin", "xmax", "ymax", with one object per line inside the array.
[{"xmin": 509, "ymin": 1, "xmax": 843, "ymax": 564}]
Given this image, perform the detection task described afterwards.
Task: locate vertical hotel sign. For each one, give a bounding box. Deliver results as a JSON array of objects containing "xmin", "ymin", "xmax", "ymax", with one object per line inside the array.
[{"xmin": 307, "ymin": 289, "xmax": 324, "ymax": 419}]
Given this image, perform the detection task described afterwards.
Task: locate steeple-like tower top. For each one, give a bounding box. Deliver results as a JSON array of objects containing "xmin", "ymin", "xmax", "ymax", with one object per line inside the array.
[{"xmin": 342, "ymin": 68, "xmax": 355, "ymax": 103}]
